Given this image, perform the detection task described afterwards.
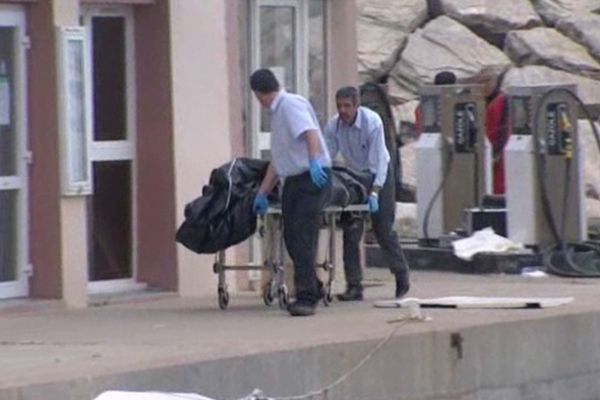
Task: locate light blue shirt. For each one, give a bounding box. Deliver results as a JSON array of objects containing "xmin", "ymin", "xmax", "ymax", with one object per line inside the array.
[
  {"xmin": 270, "ymin": 90, "xmax": 331, "ymax": 178},
  {"xmin": 324, "ymin": 106, "xmax": 390, "ymax": 187}
]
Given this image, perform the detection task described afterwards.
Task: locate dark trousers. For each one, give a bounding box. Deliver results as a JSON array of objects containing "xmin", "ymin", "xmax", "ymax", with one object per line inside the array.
[
  {"xmin": 342, "ymin": 165, "xmax": 408, "ymax": 286},
  {"xmin": 282, "ymin": 171, "xmax": 331, "ymax": 304}
]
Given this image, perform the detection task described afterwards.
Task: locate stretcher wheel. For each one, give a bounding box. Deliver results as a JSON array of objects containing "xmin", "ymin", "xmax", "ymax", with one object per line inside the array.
[
  {"xmin": 263, "ymin": 282, "xmax": 274, "ymax": 306},
  {"xmin": 277, "ymin": 285, "xmax": 289, "ymax": 310},
  {"xmin": 218, "ymin": 288, "xmax": 229, "ymax": 310}
]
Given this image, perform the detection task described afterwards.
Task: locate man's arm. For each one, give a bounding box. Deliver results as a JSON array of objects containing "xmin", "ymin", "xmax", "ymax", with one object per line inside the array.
[
  {"xmin": 304, "ymin": 129, "xmax": 322, "ymax": 159},
  {"xmin": 257, "ymin": 163, "xmax": 279, "ymax": 195},
  {"xmin": 368, "ymin": 118, "xmax": 390, "ymax": 190},
  {"xmin": 303, "ymin": 129, "xmax": 329, "ymax": 188}
]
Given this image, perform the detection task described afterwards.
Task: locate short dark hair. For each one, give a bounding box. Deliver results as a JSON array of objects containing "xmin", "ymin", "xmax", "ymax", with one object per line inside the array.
[
  {"xmin": 434, "ymin": 71, "xmax": 457, "ymax": 85},
  {"xmin": 335, "ymin": 86, "xmax": 359, "ymax": 104},
  {"xmin": 250, "ymin": 69, "xmax": 280, "ymax": 93}
]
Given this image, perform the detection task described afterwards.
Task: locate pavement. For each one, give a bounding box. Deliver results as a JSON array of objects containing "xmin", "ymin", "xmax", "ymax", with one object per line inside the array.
[{"xmin": 2, "ymin": 269, "xmax": 600, "ymax": 399}]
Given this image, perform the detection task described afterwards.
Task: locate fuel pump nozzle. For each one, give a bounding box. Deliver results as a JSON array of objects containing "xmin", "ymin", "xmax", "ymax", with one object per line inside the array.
[{"xmin": 558, "ymin": 106, "xmax": 573, "ymax": 159}]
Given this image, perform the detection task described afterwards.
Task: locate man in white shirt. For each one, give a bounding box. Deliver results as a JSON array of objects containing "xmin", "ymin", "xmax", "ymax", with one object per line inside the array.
[
  {"xmin": 250, "ymin": 68, "xmax": 332, "ymax": 316},
  {"xmin": 324, "ymin": 86, "xmax": 410, "ymax": 301}
]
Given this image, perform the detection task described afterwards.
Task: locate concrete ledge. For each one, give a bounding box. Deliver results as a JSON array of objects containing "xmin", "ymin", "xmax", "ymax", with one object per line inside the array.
[
  {"xmin": 2, "ymin": 271, "xmax": 600, "ymax": 400},
  {"xmin": 3, "ymin": 313, "xmax": 600, "ymax": 400}
]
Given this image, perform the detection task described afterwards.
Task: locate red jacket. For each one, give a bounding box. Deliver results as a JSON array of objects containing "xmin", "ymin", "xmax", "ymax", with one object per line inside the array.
[
  {"xmin": 486, "ymin": 92, "xmax": 509, "ymax": 194},
  {"xmin": 415, "ymin": 104, "xmax": 422, "ymax": 137}
]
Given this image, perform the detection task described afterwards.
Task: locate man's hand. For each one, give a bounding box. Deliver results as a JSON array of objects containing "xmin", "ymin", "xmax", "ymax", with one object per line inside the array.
[
  {"xmin": 253, "ymin": 193, "xmax": 269, "ymax": 215},
  {"xmin": 368, "ymin": 193, "xmax": 379, "ymax": 213},
  {"xmin": 309, "ymin": 158, "xmax": 328, "ymax": 188}
]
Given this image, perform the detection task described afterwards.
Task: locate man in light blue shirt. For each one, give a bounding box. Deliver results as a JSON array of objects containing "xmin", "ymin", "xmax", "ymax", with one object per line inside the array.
[
  {"xmin": 324, "ymin": 86, "xmax": 410, "ymax": 301},
  {"xmin": 250, "ymin": 68, "xmax": 331, "ymax": 317}
]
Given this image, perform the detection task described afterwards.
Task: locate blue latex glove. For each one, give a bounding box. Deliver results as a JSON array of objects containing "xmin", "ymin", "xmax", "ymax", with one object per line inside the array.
[
  {"xmin": 368, "ymin": 193, "xmax": 379, "ymax": 213},
  {"xmin": 253, "ymin": 193, "xmax": 269, "ymax": 215},
  {"xmin": 309, "ymin": 158, "xmax": 328, "ymax": 188}
]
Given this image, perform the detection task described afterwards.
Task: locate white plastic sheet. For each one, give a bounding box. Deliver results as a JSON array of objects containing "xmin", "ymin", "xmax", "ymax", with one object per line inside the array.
[
  {"xmin": 93, "ymin": 392, "xmax": 215, "ymax": 400},
  {"xmin": 374, "ymin": 296, "xmax": 574, "ymax": 309},
  {"xmin": 452, "ymin": 227, "xmax": 524, "ymax": 260}
]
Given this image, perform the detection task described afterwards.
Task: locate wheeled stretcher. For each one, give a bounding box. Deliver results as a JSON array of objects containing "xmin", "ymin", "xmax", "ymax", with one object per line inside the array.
[{"xmin": 213, "ymin": 204, "xmax": 369, "ymax": 310}]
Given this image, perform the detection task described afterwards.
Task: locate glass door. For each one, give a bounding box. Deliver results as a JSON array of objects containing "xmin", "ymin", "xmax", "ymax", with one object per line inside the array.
[
  {"xmin": 251, "ymin": 0, "xmax": 301, "ymax": 159},
  {"xmin": 0, "ymin": 6, "xmax": 28, "ymax": 299},
  {"xmin": 249, "ymin": 0, "xmax": 326, "ymax": 158},
  {"xmin": 82, "ymin": 6, "xmax": 139, "ymax": 293}
]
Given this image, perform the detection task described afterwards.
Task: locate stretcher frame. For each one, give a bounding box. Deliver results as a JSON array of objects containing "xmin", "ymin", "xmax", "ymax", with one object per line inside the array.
[{"xmin": 213, "ymin": 204, "xmax": 369, "ymax": 310}]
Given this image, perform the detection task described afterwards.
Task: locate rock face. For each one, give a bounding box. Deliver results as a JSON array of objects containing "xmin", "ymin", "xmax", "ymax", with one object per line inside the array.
[
  {"xmin": 438, "ymin": 0, "xmax": 542, "ymax": 34},
  {"xmin": 357, "ymin": 0, "xmax": 428, "ymax": 30},
  {"xmin": 556, "ymin": 13, "xmax": 600, "ymax": 62},
  {"xmin": 505, "ymin": 28, "xmax": 600, "ymax": 79},
  {"xmin": 356, "ymin": 0, "xmax": 428, "ymax": 80},
  {"xmin": 357, "ymin": 21, "xmax": 408, "ymax": 81},
  {"xmin": 532, "ymin": 0, "xmax": 600, "ymax": 25},
  {"xmin": 503, "ymin": 65, "xmax": 600, "ymax": 108},
  {"xmin": 388, "ymin": 16, "xmax": 510, "ymax": 103}
]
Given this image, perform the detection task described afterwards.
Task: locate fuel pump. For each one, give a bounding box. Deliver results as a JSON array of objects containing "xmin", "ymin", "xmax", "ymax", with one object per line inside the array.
[
  {"xmin": 505, "ymin": 84, "xmax": 586, "ymax": 248},
  {"xmin": 415, "ymin": 84, "xmax": 488, "ymax": 244}
]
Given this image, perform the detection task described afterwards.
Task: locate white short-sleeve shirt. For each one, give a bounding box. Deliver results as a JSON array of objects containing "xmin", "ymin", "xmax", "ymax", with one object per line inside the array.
[{"xmin": 269, "ymin": 90, "xmax": 331, "ymax": 178}]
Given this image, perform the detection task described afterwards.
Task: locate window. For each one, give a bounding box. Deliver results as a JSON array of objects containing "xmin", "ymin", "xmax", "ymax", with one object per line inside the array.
[{"xmin": 56, "ymin": 26, "xmax": 93, "ymax": 196}]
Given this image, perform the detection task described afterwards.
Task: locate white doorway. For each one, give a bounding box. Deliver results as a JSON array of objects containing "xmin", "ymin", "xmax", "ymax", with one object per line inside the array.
[
  {"xmin": 0, "ymin": 5, "xmax": 29, "ymax": 299},
  {"xmin": 82, "ymin": 5, "xmax": 140, "ymax": 294}
]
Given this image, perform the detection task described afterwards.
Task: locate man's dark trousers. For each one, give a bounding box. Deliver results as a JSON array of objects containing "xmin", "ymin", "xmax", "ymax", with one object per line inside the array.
[
  {"xmin": 342, "ymin": 164, "xmax": 408, "ymax": 286},
  {"xmin": 282, "ymin": 171, "xmax": 331, "ymax": 304}
]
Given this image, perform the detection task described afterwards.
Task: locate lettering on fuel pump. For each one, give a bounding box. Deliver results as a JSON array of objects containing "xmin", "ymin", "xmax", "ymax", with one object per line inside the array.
[
  {"xmin": 546, "ymin": 103, "xmax": 569, "ymax": 155},
  {"xmin": 454, "ymin": 103, "xmax": 477, "ymax": 153}
]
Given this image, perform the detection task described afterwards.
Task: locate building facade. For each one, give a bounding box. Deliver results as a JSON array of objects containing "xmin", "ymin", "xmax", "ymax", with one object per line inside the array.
[{"xmin": 0, "ymin": 0, "xmax": 357, "ymax": 307}]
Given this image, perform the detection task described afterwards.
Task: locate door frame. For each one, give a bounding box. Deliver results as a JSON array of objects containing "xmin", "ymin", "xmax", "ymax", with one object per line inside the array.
[
  {"xmin": 81, "ymin": 5, "xmax": 141, "ymax": 294},
  {"xmin": 0, "ymin": 5, "xmax": 29, "ymax": 299}
]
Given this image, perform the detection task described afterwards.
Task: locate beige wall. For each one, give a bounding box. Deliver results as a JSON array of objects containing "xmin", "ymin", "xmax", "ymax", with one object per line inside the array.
[
  {"xmin": 55, "ymin": 0, "xmax": 89, "ymax": 308},
  {"xmin": 328, "ymin": 0, "xmax": 359, "ymax": 115},
  {"xmin": 169, "ymin": 0, "xmax": 234, "ymax": 296}
]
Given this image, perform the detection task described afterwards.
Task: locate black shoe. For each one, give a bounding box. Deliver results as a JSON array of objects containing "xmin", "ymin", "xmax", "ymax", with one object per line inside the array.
[
  {"xmin": 287, "ymin": 301, "xmax": 316, "ymax": 317},
  {"xmin": 395, "ymin": 276, "xmax": 410, "ymax": 299},
  {"xmin": 336, "ymin": 285, "xmax": 363, "ymax": 302}
]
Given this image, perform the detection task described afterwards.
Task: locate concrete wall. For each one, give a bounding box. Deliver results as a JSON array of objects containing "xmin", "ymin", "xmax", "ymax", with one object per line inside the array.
[
  {"xmin": 5, "ymin": 310, "xmax": 600, "ymax": 400},
  {"xmin": 169, "ymin": 0, "xmax": 233, "ymax": 297}
]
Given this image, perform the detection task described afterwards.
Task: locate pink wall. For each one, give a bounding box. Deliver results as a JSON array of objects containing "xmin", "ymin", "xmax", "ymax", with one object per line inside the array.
[
  {"xmin": 27, "ymin": 0, "xmax": 63, "ymax": 298},
  {"xmin": 134, "ymin": 0, "xmax": 178, "ymax": 291},
  {"xmin": 225, "ymin": 0, "xmax": 246, "ymax": 158}
]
